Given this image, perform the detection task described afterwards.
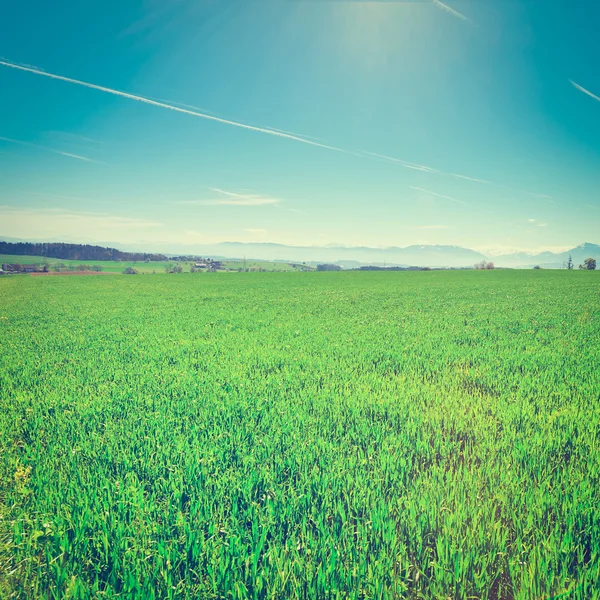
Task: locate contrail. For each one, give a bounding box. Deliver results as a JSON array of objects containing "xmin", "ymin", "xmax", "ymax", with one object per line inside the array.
[
  {"xmin": 570, "ymin": 80, "xmax": 600, "ymax": 103},
  {"xmin": 57, "ymin": 151, "xmax": 98, "ymax": 163},
  {"xmin": 432, "ymin": 0, "xmax": 473, "ymax": 24},
  {"xmin": 367, "ymin": 151, "xmax": 490, "ymax": 185},
  {"xmin": 0, "ymin": 59, "xmax": 353, "ymax": 157},
  {"xmin": 409, "ymin": 185, "xmax": 468, "ymax": 205},
  {"xmin": 365, "ymin": 151, "xmax": 441, "ymax": 173},
  {"xmin": 0, "ymin": 135, "xmax": 97, "ymax": 162},
  {"xmin": 449, "ymin": 173, "xmax": 490, "ymax": 184},
  {"xmin": 0, "ymin": 58, "xmax": 490, "ymax": 185}
]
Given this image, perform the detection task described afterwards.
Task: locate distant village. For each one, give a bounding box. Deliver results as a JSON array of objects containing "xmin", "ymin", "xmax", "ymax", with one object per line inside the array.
[
  {"xmin": 1, "ymin": 263, "xmax": 49, "ymax": 274},
  {"xmin": 1, "ymin": 263, "xmax": 103, "ymax": 275}
]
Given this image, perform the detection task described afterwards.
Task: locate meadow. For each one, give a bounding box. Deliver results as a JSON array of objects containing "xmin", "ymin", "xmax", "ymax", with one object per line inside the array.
[
  {"xmin": 1, "ymin": 270, "xmax": 599, "ymax": 599},
  {"xmin": 0, "ymin": 254, "xmax": 309, "ymax": 274}
]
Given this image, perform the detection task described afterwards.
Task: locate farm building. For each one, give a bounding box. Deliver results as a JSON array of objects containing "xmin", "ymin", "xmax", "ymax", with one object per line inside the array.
[
  {"xmin": 192, "ymin": 259, "xmax": 223, "ymax": 272},
  {"xmin": 1, "ymin": 263, "xmax": 47, "ymax": 273}
]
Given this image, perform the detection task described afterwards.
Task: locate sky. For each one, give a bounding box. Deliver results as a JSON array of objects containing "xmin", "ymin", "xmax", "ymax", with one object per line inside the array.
[{"xmin": 1, "ymin": 0, "xmax": 599, "ymax": 255}]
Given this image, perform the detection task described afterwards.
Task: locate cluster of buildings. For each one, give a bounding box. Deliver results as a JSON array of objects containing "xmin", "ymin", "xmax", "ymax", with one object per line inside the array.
[
  {"xmin": 0, "ymin": 263, "xmax": 48, "ymax": 274},
  {"xmin": 191, "ymin": 258, "xmax": 223, "ymax": 272}
]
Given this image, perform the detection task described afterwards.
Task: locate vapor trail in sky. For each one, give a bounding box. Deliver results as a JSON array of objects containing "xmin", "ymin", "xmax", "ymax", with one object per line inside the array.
[{"xmin": 0, "ymin": 60, "xmax": 354, "ymax": 157}]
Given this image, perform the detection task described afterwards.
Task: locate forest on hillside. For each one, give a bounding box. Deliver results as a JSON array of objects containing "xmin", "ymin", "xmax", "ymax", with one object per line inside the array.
[{"xmin": 0, "ymin": 241, "xmax": 167, "ymax": 262}]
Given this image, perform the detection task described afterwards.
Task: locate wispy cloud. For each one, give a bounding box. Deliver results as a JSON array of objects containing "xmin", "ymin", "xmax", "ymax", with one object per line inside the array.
[
  {"xmin": 528, "ymin": 191, "xmax": 556, "ymax": 204},
  {"xmin": 208, "ymin": 188, "xmax": 280, "ymax": 206},
  {"xmin": 176, "ymin": 199, "xmax": 278, "ymax": 206},
  {"xmin": 409, "ymin": 186, "xmax": 468, "ymax": 206},
  {"xmin": 570, "ymin": 80, "xmax": 600, "ymax": 103},
  {"xmin": 432, "ymin": 0, "xmax": 474, "ymax": 25},
  {"xmin": 0, "ymin": 205, "xmax": 162, "ymax": 243},
  {"xmin": 527, "ymin": 218, "xmax": 548, "ymax": 227},
  {"xmin": 175, "ymin": 188, "xmax": 280, "ymax": 207},
  {"xmin": 415, "ymin": 224, "xmax": 450, "ymax": 230},
  {"xmin": 0, "ymin": 135, "xmax": 98, "ymax": 163},
  {"xmin": 204, "ymin": 198, "xmax": 279, "ymax": 206},
  {"xmin": 244, "ymin": 228, "xmax": 268, "ymax": 235}
]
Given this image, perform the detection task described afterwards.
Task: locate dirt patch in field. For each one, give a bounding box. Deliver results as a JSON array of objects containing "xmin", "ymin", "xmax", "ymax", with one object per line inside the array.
[{"xmin": 30, "ymin": 271, "xmax": 114, "ymax": 276}]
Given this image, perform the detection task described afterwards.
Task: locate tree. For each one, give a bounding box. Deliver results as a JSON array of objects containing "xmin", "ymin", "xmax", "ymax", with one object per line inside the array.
[
  {"xmin": 475, "ymin": 261, "xmax": 495, "ymax": 270},
  {"xmin": 580, "ymin": 258, "xmax": 597, "ymax": 270},
  {"xmin": 123, "ymin": 266, "xmax": 138, "ymax": 274},
  {"xmin": 533, "ymin": 265, "xmax": 541, "ymax": 269},
  {"xmin": 567, "ymin": 254, "xmax": 574, "ymax": 270}
]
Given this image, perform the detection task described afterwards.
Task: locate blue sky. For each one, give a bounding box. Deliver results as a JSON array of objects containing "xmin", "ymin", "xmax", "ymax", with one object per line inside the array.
[{"xmin": 1, "ymin": 0, "xmax": 599, "ymax": 254}]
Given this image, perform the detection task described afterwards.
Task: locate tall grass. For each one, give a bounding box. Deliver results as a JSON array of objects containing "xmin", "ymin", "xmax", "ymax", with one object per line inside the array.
[{"xmin": 1, "ymin": 271, "xmax": 599, "ymax": 598}]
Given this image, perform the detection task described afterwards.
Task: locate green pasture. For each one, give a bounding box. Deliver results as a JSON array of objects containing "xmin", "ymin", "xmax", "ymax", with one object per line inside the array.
[
  {"xmin": 0, "ymin": 254, "xmax": 311, "ymax": 274},
  {"xmin": 1, "ymin": 271, "xmax": 599, "ymax": 598}
]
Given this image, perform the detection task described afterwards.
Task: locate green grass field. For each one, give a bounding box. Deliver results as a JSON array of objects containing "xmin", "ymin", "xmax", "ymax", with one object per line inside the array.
[
  {"xmin": 1, "ymin": 271, "xmax": 599, "ymax": 598},
  {"xmin": 0, "ymin": 254, "xmax": 172, "ymax": 274},
  {"xmin": 0, "ymin": 255, "xmax": 312, "ymax": 274}
]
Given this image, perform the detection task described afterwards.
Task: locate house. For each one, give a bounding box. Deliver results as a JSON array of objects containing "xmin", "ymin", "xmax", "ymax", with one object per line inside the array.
[
  {"xmin": 1, "ymin": 263, "xmax": 46, "ymax": 273},
  {"xmin": 2, "ymin": 263, "xmax": 23, "ymax": 272}
]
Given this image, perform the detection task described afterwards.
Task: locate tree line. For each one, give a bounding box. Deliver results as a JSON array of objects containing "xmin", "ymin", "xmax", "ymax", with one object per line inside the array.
[
  {"xmin": 0, "ymin": 241, "xmax": 167, "ymax": 262},
  {"xmin": 566, "ymin": 255, "xmax": 596, "ymax": 270}
]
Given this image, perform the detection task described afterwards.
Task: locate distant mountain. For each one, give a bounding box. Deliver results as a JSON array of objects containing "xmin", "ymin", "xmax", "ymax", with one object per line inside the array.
[
  {"xmin": 111, "ymin": 240, "xmax": 600, "ymax": 268},
  {"xmin": 157, "ymin": 242, "xmax": 489, "ymax": 267},
  {"xmin": 494, "ymin": 243, "xmax": 600, "ymax": 268}
]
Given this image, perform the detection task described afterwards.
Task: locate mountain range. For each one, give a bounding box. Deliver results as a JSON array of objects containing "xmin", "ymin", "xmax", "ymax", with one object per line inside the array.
[
  {"xmin": 177, "ymin": 242, "xmax": 489, "ymax": 268},
  {"xmin": 492, "ymin": 243, "xmax": 600, "ymax": 268},
  {"xmin": 126, "ymin": 241, "xmax": 600, "ymax": 268},
  {"xmin": 153, "ymin": 241, "xmax": 600, "ymax": 268}
]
